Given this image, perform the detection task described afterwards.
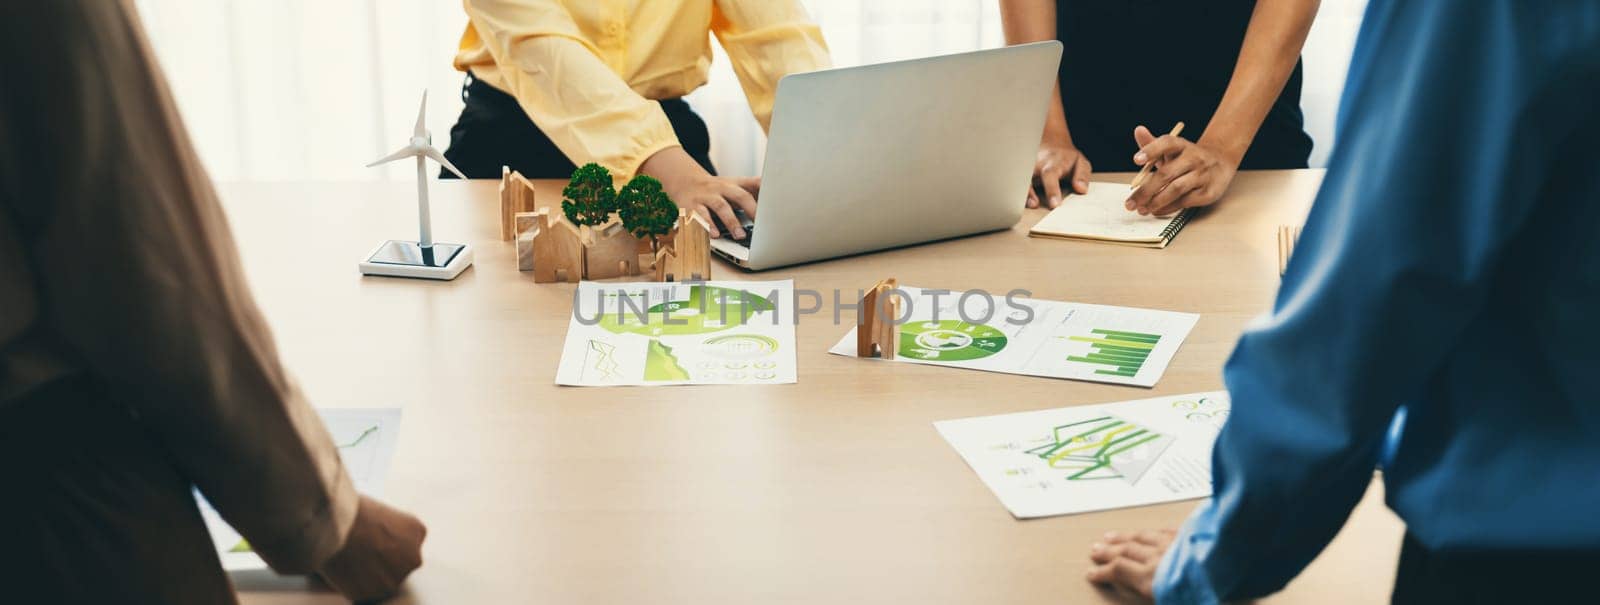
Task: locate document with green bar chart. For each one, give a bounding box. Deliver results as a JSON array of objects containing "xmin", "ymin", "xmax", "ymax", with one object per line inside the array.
[
  {"xmin": 935, "ymin": 392, "xmax": 1230, "ymax": 518},
  {"xmin": 557, "ymin": 280, "xmax": 797, "ymax": 386},
  {"xmin": 195, "ymin": 408, "xmax": 402, "ymax": 571},
  {"xmin": 827, "ymin": 286, "xmax": 1198, "ymax": 387}
]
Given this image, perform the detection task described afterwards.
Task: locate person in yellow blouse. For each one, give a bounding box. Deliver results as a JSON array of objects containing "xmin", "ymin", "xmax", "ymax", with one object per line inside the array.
[{"xmin": 445, "ymin": 0, "xmax": 832, "ymax": 239}]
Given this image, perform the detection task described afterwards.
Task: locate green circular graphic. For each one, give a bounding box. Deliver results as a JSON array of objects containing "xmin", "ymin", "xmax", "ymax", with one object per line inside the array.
[
  {"xmin": 898, "ymin": 320, "xmax": 1007, "ymax": 361},
  {"xmin": 599, "ymin": 286, "xmax": 775, "ymax": 337},
  {"xmin": 702, "ymin": 334, "xmax": 780, "ymax": 360}
]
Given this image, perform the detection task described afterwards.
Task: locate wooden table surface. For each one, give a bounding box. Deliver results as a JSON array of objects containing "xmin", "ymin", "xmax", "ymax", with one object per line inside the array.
[{"xmin": 225, "ymin": 169, "xmax": 1402, "ymax": 604}]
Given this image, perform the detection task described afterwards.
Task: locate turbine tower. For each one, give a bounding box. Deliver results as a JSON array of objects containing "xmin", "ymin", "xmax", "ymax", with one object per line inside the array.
[{"xmin": 358, "ymin": 91, "xmax": 475, "ymax": 280}]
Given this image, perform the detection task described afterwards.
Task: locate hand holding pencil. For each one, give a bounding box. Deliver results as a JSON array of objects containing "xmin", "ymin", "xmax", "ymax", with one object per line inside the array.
[{"xmin": 1125, "ymin": 122, "xmax": 1243, "ymax": 217}]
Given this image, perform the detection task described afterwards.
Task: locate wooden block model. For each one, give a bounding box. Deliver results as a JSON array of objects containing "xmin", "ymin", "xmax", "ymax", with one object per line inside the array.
[
  {"xmin": 582, "ymin": 219, "xmax": 642, "ymax": 280},
  {"xmin": 672, "ymin": 210, "xmax": 713, "ymax": 282},
  {"xmin": 514, "ymin": 212, "xmax": 540, "ymax": 272},
  {"xmin": 499, "ymin": 167, "xmax": 537, "ymax": 241},
  {"xmin": 856, "ymin": 278, "xmax": 900, "ymax": 359},
  {"xmin": 528, "ymin": 208, "xmax": 585, "ymax": 283},
  {"xmin": 650, "ymin": 210, "xmax": 713, "ymax": 282},
  {"xmin": 651, "ymin": 245, "xmax": 677, "ymax": 282},
  {"xmin": 516, "ymin": 193, "xmax": 716, "ymax": 283}
]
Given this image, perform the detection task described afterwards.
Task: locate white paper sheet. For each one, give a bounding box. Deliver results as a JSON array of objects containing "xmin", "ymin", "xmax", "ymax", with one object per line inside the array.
[
  {"xmin": 197, "ymin": 407, "xmax": 403, "ymax": 571},
  {"xmin": 935, "ymin": 392, "xmax": 1230, "ymax": 518},
  {"xmin": 828, "ymin": 286, "xmax": 1198, "ymax": 387},
  {"xmin": 556, "ymin": 280, "xmax": 798, "ymax": 386}
]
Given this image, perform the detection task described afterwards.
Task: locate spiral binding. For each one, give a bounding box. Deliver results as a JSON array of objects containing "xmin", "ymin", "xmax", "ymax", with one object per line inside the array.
[{"xmin": 1158, "ymin": 208, "xmax": 1196, "ymax": 243}]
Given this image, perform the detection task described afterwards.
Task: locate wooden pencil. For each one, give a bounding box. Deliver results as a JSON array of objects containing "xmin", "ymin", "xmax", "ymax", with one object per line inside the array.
[{"xmin": 1129, "ymin": 122, "xmax": 1185, "ymax": 190}]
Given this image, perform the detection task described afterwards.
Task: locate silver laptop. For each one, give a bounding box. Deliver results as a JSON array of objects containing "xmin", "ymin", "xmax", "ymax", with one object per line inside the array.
[{"xmin": 711, "ymin": 41, "xmax": 1063, "ymax": 271}]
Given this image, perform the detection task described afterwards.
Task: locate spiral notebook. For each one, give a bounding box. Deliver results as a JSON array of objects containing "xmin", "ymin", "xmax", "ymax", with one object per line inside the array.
[{"xmin": 1028, "ymin": 182, "xmax": 1196, "ymax": 249}]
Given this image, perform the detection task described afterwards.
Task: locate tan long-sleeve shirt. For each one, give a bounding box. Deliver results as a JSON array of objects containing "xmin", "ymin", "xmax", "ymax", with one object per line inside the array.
[
  {"xmin": 456, "ymin": 0, "xmax": 832, "ymax": 180},
  {"xmin": 0, "ymin": 0, "xmax": 356, "ymax": 574}
]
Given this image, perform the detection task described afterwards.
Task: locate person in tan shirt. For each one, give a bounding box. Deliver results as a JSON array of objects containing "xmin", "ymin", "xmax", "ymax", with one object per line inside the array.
[{"xmin": 0, "ymin": 1, "xmax": 425, "ymax": 602}]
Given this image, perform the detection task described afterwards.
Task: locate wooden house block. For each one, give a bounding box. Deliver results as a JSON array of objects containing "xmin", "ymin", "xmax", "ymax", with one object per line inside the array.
[
  {"xmin": 499, "ymin": 167, "xmax": 537, "ymax": 241},
  {"xmin": 530, "ymin": 209, "xmax": 584, "ymax": 283},
  {"xmin": 857, "ymin": 278, "xmax": 900, "ymax": 359},
  {"xmin": 671, "ymin": 210, "xmax": 713, "ymax": 281},
  {"xmin": 514, "ymin": 212, "xmax": 540, "ymax": 272},
  {"xmin": 652, "ymin": 246, "xmax": 677, "ymax": 282},
  {"xmin": 582, "ymin": 219, "xmax": 642, "ymax": 280}
]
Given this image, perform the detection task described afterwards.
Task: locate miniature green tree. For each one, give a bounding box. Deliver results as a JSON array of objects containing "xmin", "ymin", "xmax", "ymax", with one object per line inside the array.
[
  {"xmin": 616, "ymin": 175, "xmax": 678, "ymax": 252},
  {"xmin": 561, "ymin": 163, "xmax": 617, "ymax": 226}
]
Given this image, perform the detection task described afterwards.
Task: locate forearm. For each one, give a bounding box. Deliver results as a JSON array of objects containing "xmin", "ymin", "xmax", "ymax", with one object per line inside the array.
[
  {"xmin": 638, "ymin": 146, "xmax": 708, "ymax": 189},
  {"xmin": 1199, "ymin": 0, "xmax": 1319, "ymax": 163},
  {"xmin": 999, "ymin": 0, "xmax": 1072, "ymax": 145}
]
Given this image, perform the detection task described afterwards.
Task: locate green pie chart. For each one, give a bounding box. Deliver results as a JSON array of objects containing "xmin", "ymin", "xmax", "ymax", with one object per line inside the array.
[
  {"xmin": 898, "ymin": 320, "xmax": 1007, "ymax": 361},
  {"xmin": 599, "ymin": 285, "xmax": 776, "ymax": 337}
]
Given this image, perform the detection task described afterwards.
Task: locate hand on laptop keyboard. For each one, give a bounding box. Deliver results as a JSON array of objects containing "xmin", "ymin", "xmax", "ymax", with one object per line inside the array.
[
  {"xmin": 731, "ymin": 224, "xmax": 755, "ymax": 247},
  {"xmin": 711, "ymin": 211, "xmax": 756, "ymax": 247}
]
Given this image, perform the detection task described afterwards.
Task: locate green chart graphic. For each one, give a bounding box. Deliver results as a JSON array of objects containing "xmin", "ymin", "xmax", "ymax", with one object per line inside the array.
[
  {"xmin": 899, "ymin": 320, "xmax": 1008, "ymax": 361},
  {"xmin": 1024, "ymin": 416, "xmax": 1170, "ymax": 482},
  {"xmin": 600, "ymin": 285, "xmax": 776, "ymax": 337},
  {"xmin": 338, "ymin": 425, "xmax": 380, "ymax": 449},
  {"xmin": 702, "ymin": 333, "xmax": 779, "ymax": 360},
  {"xmin": 1065, "ymin": 329, "xmax": 1162, "ymax": 377},
  {"xmin": 643, "ymin": 339, "xmax": 691, "ymax": 381}
]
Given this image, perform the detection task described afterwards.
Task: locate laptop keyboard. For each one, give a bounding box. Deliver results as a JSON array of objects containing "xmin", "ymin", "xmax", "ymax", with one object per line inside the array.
[
  {"xmin": 731, "ymin": 224, "xmax": 755, "ymax": 248},
  {"xmin": 711, "ymin": 212, "xmax": 756, "ymax": 248}
]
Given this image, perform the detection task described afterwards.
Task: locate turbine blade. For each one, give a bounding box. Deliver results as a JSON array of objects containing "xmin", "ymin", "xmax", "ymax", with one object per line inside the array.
[
  {"xmin": 414, "ymin": 90, "xmax": 428, "ymax": 138},
  {"xmin": 424, "ymin": 146, "xmax": 468, "ymax": 180},
  {"xmin": 366, "ymin": 146, "xmax": 416, "ymax": 167}
]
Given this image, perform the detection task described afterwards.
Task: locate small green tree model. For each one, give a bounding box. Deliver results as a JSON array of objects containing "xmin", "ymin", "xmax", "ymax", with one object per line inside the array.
[
  {"xmin": 561, "ymin": 163, "xmax": 617, "ymax": 226},
  {"xmin": 616, "ymin": 175, "xmax": 678, "ymax": 252}
]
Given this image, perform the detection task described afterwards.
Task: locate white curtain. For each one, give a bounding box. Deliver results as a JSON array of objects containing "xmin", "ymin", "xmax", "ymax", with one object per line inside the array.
[
  {"xmin": 132, "ymin": 0, "xmax": 1364, "ymax": 183},
  {"xmin": 132, "ymin": 0, "xmax": 470, "ymax": 182}
]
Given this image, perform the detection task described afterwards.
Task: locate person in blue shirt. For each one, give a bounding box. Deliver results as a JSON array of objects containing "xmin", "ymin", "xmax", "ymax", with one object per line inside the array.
[{"xmin": 1082, "ymin": 1, "xmax": 1600, "ymax": 603}]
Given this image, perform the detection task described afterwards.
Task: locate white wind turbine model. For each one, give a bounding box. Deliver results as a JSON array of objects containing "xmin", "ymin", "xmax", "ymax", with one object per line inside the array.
[{"xmin": 358, "ymin": 91, "xmax": 475, "ymax": 280}]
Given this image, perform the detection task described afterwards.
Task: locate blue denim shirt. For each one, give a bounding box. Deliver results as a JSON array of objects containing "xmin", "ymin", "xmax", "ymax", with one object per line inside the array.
[{"xmin": 1155, "ymin": 1, "xmax": 1600, "ymax": 602}]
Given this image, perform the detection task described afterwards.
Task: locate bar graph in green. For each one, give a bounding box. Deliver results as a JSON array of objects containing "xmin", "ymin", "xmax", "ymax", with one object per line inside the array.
[{"xmin": 1065, "ymin": 329, "xmax": 1161, "ymax": 377}]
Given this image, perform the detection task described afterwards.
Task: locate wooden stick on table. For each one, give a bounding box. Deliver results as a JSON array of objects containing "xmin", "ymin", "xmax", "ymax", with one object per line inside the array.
[
  {"xmin": 1129, "ymin": 122, "xmax": 1186, "ymax": 190},
  {"xmin": 1278, "ymin": 224, "xmax": 1302, "ymax": 276}
]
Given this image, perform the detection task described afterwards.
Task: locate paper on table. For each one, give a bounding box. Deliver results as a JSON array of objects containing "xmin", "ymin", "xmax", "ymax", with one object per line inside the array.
[
  {"xmin": 1028, "ymin": 181, "xmax": 1193, "ymax": 246},
  {"xmin": 198, "ymin": 408, "xmax": 403, "ymax": 571},
  {"xmin": 556, "ymin": 280, "xmax": 798, "ymax": 386},
  {"xmin": 935, "ymin": 392, "xmax": 1230, "ymax": 518},
  {"xmin": 828, "ymin": 286, "xmax": 1197, "ymax": 388}
]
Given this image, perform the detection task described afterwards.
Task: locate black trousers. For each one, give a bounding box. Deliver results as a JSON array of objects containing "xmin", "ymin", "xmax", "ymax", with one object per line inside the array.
[
  {"xmin": 1391, "ymin": 532, "xmax": 1598, "ymax": 604},
  {"xmin": 441, "ymin": 73, "xmax": 717, "ymax": 180},
  {"xmin": 0, "ymin": 375, "xmax": 236, "ymax": 605}
]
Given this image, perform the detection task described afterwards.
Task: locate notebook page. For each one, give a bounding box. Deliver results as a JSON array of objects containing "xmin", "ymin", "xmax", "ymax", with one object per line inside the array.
[{"xmin": 1029, "ymin": 182, "xmax": 1180, "ymax": 243}]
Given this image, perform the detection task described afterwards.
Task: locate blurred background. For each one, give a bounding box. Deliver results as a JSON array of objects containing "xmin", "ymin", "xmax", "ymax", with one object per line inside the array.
[{"xmin": 131, "ymin": 0, "xmax": 1368, "ymax": 182}]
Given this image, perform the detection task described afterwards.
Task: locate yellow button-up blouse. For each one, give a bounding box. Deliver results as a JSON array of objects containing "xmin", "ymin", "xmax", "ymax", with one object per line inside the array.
[{"xmin": 455, "ymin": 0, "xmax": 832, "ymax": 179}]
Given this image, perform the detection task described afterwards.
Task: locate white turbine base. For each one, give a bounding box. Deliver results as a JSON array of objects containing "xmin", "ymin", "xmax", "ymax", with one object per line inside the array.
[{"xmin": 358, "ymin": 240, "xmax": 474, "ymax": 281}]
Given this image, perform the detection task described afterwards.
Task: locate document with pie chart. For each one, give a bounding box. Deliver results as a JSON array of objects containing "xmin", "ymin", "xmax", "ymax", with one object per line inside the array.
[
  {"xmin": 827, "ymin": 285, "xmax": 1198, "ymax": 387},
  {"xmin": 935, "ymin": 391, "xmax": 1230, "ymax": 518},
  {"xmin": 557, "ymin": 280, "xmax": 798, "ymax": 386}
]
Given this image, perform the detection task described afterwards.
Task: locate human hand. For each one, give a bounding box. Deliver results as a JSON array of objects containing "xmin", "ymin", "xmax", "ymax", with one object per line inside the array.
[
  {"xmin": 1126, "ymin": 125, "xmax": 1239, "ymax": 216},
  {"xmin": 1085, "ymin": 528, "xmax": 1176, "ymax": 603},
  {"xmin": 639, "ymin": 147, "xmax": 757, "ymax": 239},
  {"xmin": 317, "ymin": 495, "xmax": 427, "ymax": 603},
  {"xmin": 1028, "ymin": 140, "xmax": 1093, "ymax": 208}
]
